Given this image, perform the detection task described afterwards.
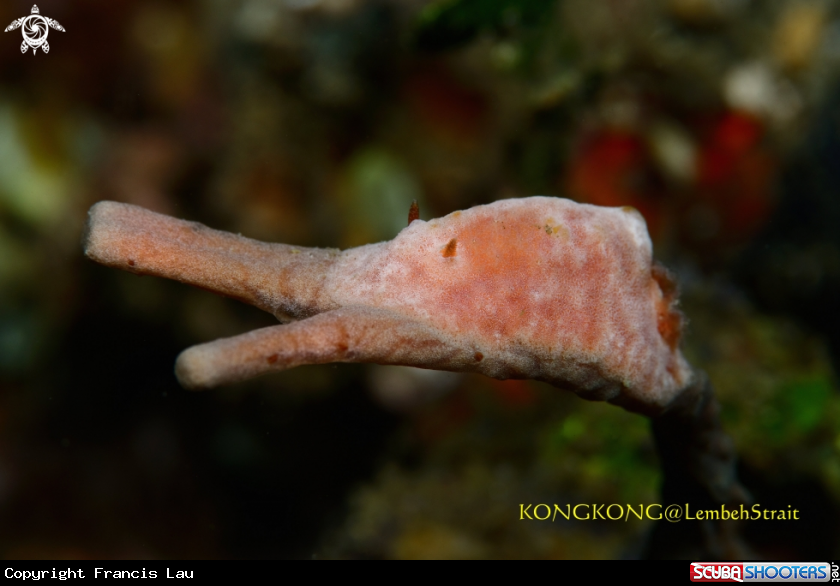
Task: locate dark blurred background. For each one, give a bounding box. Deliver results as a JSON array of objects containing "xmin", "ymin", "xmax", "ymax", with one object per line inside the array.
[{"xmin": 0, "ymin": 0, "xmax": 839, "ymax": 559}]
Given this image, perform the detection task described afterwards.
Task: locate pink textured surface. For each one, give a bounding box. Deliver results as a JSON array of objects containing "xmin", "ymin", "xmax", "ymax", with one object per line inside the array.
[
  {"xmin": 329, "ymin": 197, "xmax": 691, "ymax": 408},
  {"xmin": 84, "ymin": 197, "xmax": 691, "ymax": 411}
]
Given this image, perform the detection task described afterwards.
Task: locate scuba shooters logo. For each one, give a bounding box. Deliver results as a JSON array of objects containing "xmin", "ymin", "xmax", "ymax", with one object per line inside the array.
[
  {"xmin": 690, "ymin": 562, "xmax": 835, "ymax": 582},
  {"xmin": 691, "ymin": 564, "xmax": 744, "ymax": 582},
  {"xmin": 4, "ymin": 5, "xmax": 65, "ymax": 55}
]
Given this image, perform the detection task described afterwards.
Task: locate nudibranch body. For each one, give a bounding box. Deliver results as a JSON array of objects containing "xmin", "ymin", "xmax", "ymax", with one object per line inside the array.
[{"xmin": 84, "ymin": 196, "xmax": 691, "ymax": 412}]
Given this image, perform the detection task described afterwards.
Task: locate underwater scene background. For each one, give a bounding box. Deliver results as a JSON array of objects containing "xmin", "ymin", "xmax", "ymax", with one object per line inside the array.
[{"xmin": 0, "ymin": 0, "xmax": 838, "ymax": 559}]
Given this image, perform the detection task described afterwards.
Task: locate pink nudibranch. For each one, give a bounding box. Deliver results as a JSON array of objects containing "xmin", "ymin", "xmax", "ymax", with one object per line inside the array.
[{"xmin": 83, "ymin": 197, "xmax": 692, "ymax": 412}]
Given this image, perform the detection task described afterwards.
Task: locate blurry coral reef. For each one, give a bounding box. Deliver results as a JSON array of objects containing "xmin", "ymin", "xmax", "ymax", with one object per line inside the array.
[{"xmin": 0, "ymin": 0, "xmax": 838, "ymax": 559}]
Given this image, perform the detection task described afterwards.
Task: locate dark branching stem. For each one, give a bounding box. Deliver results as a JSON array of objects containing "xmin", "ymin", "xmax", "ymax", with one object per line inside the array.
[{"xmin": 646, "ymin": 370, "xmax": 752, "ymax": 559}]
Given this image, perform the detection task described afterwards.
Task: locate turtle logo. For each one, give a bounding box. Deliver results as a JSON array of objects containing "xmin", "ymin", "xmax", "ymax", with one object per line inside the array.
[{"xmin": 5, "ymin": 5, "xmax": 65, "ymax": 55}]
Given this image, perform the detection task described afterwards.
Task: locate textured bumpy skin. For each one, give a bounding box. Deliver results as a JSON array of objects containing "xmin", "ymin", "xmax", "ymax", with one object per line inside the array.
[{"xmin": 84, "ymin": 197, "xmax": 691, "ymax": 412}]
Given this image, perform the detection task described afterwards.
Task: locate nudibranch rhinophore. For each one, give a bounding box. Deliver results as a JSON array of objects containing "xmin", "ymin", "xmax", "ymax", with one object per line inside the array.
[{"xmin": 83, "ymin": 197, "xmax": 692, "ymax": 413}]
